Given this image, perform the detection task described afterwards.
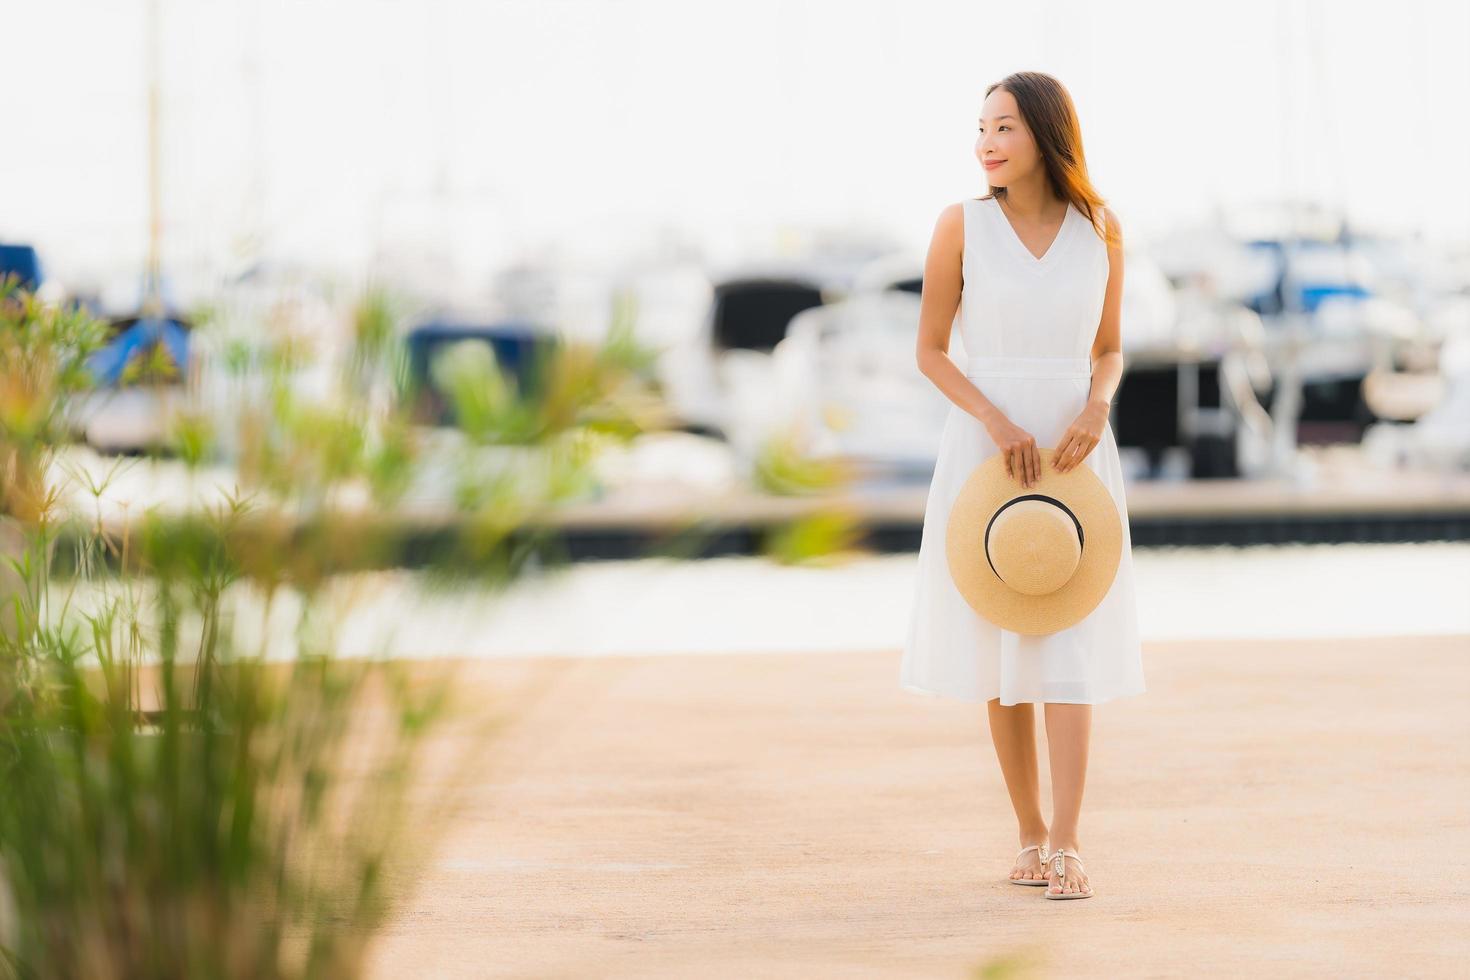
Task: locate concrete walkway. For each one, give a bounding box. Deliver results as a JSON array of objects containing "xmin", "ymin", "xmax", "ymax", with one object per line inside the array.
[{"xmin": 365, "ymin": 634, "xmax": 1470, "ymax": 978}]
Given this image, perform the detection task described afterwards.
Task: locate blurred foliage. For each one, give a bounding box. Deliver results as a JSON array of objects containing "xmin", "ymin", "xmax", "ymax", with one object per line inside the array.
[
  {"xmin": 169, "ymin": 408, "xmax": 216, "ymax": 470},
  {"xmin": 971, "ymin": 949, "xmax": 1046, "ymax": 979},
  {"xmin": 423, "ymin": 329, "xmax": 663, "ymax": 449},
  {"xmin": 763, "ymin": 508, "xmax": 865, "ymax": 566},
  {"xmin": 0, "ymin": 280, "xmax": 671, "ymax": 977},
  {"xmin": 0, "ymin": 276, "xmax": 109, "ymax": 522},
  {"xmin": 117, "ymin": 335, "xmax": 182, "ymax": 386},
  {"xmin": 0, "ymin": 496, "xmax": 462, "ymax": 979},
  {"xmin": 347, "ymin": 284, "xmax": 397, "ymax": 390},
  {"xmin": 0, "ymin": 271, "xmax": 865, "ymax": 975},
  {"xmin": 751, "ymin": 424, "xmax": 855, "ymax": 497}
]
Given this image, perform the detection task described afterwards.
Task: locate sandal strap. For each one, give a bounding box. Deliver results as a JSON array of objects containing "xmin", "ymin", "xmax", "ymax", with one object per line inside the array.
[
  {"xmin": 1015, "ymin": 843, "xmax": 1049, "ymax": 870},
  {"xmin": 1051, "ymin": 849, "xmax": 1086, "ymax": 874},
  {"xmin": 1049, "ymin": 848, "xmax": 1092, "ymax": 894}
]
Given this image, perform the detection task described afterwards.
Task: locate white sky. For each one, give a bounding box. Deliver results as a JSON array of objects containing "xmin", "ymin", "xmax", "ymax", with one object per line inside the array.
[{"xmin": 2, "ymin": 0, "xmax": 1468, "ymax": 293}]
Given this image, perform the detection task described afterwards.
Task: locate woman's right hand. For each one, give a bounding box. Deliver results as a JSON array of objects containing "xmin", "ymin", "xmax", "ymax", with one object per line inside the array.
[{"xmin": 985, "ymin": 416, "xmax": 1042, "ymax": 489}]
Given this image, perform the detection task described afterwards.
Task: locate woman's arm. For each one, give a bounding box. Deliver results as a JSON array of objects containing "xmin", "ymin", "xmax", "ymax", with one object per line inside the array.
[
  {"xmin": 1052, "ymin": 206, "xmax": 1127, "ymax": 474},
  {"xmin": 914, "ymin": 203, "xmax": 1005, "ymax": 429},
  {"xmin": 915, "ymin": 202, "xmax": 1041, "ymax": 487},
  {"xmin": 1087, "ymin": 206, "xmax": 1126, "ymax": 408}
]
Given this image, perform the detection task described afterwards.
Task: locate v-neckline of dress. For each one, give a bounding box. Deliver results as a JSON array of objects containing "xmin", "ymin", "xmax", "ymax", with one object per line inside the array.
[{"xmin": 986, "ymin": 196, "xmax": 1075, "ymax": 268}]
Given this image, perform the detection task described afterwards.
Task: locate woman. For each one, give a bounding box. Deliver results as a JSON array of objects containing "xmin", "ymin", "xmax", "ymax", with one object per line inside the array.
[{"xmin": 898, "ymin": 71, "xmax": 1146, "ymax": 901}]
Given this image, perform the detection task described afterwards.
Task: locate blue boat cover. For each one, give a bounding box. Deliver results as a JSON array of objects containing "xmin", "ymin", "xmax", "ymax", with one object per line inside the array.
[{"xmin": 86, "ymin": 316, "xmax": 192, "ymax": 386}]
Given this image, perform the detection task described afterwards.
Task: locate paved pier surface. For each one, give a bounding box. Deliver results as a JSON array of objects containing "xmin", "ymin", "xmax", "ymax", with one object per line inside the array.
[{"xmin": 365, "ymin": 634, "xmax": 1470, "ymax": 978}]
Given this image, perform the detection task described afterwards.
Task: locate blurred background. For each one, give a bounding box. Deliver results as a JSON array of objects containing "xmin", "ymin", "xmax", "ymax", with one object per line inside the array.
[
  {"xmin": 3, "ymin": 2, "xmax": 1469, "ymax": 976},
  {"xmin": 3, "ymin": 0, "xmax": 1468, "ymax": 656}
]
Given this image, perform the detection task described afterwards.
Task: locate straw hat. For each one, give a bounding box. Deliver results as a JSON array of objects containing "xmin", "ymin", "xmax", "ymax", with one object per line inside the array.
[{"xmin": 945, "ymin": 446, "xmax": 1122, "ymax": 635}]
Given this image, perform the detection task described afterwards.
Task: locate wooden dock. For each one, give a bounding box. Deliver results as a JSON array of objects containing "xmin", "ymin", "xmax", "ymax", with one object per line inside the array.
[
  {"xmin": 52, "ymin": 444, "xmax": 1470, "ymax": 566},
  {"xmin": 470, "ymin": 444, "xmax": 1470, "ymax": 554}
]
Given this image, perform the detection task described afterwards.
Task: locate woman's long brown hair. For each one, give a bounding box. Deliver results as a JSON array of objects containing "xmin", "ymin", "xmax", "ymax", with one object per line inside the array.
[{"xmin": 980, "ymin": 71, "xmax": 1120, "ymax": 249}]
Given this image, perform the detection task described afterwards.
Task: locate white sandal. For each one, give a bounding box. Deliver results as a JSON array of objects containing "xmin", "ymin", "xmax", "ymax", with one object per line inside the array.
[
  {"xmin": 1008, "ymin": 842, "xmax": 1050, "ymax": 886},
  {"xmin": 1044, "ymin": 847, "xmax": 1094, "ymax": 899}
]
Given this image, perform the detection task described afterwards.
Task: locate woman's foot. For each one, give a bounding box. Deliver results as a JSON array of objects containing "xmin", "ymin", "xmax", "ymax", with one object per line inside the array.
[
  {"xmin": 1045, "ymin": 846, "xmax": 1094, "ymax": 898},
  {"xmin": 1008, "ymin": 841, "xmax": 1049, "ymax": 883}
]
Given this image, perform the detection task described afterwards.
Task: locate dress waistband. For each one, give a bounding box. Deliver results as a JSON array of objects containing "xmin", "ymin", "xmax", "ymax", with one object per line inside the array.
[{"xmin": 964, "ymin": 355, "xmax": 1092, "ymax": 379}]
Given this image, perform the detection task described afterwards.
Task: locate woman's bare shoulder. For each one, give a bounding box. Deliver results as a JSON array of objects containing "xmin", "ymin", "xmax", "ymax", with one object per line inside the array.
[
  {"xmin": 937, "ymin": 199, "xmax": 969, "ymax": 224},
  {"xmin": 928, "ymin": 201, "xmax": 967, "ymax": 250}
]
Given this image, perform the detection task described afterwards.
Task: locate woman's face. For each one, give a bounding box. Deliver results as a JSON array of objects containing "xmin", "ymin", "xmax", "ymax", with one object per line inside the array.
[{"xmin": 974, "ymin": 89, "xmax": 1037, "ymax": 186}]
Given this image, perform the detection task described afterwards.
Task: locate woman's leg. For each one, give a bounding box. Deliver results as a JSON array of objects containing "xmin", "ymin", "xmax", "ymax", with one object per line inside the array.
[
  {"xmin": 986, "ymin": 698, "xmax": 1048, "ymax": 880},
  {"xmin": 1042, "ymin": 703, "xmax": 1093, "ymax": 894}
]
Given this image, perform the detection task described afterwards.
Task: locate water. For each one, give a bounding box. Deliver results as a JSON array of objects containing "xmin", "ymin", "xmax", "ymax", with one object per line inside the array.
[{"xmin": 301, "ymin": 541, "xmax": 1470, "ymax": 661}]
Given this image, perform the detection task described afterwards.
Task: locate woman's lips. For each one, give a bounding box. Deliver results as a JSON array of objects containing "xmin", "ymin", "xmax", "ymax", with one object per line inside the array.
[{"xmin": 984, "ymin": 159, "xmax": 1006, "ymax": 170}]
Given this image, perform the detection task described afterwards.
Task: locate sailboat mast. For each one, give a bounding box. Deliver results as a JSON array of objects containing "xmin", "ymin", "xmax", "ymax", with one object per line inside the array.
[{"xmin": 145, "ymin": 0, "xmax": 162, "ymax": 315}]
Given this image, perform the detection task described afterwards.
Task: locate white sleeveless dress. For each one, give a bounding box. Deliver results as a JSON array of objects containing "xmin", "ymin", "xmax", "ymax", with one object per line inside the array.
[{"xmin": 899, "ymin": 196, "xmax": 1146, "ymax": 706}]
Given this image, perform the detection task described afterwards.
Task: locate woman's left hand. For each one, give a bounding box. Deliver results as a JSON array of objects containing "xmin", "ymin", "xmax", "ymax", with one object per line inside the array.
[{"xmin": 1051, "ymin": 402, "xmax": 1109, "ymax": 473}]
